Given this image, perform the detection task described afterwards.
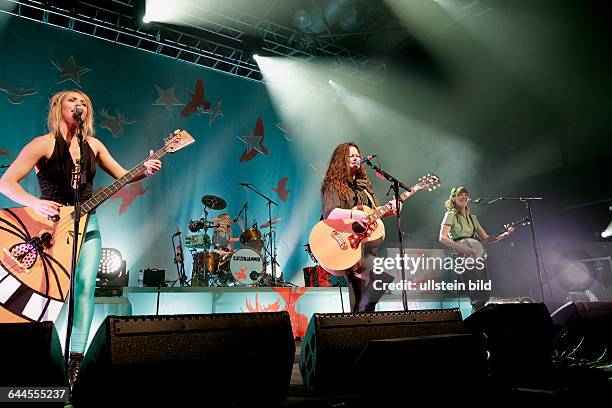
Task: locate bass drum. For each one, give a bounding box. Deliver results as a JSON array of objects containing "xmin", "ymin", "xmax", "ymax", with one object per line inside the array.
[{"xmin": 229, "ymin": 248, "xmax": 264, "ymax": 285}]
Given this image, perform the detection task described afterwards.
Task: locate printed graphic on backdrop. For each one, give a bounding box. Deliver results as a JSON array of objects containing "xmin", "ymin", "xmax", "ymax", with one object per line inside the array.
[
  {"xmin": 243, "ymin": 293, "xmax": 281, "ymax": 313},
  {"xmin": 110, "ymin": 182, "xmax": 148, "ymax": 215},
  {"xmin": 238, "ymin": 116, "xmax": 269, "ymax": 162},
  {"xmin": 0, "ymin": 82, "xmax": 39, "ymax": 104},
  {"xmin": 51, "ymin": 55, "xmax": 92, "ymax": 87},
  {"xmin": 179, "ymin": 79, "xmax": 223, "ymax": 125},
  {"xmin": 241, "ymin": 288, "xmax": 309, "ymax": 337},
  {"xmin": 181, "ymin": 79, "xmax": 211, "ymax": 117},
  {"xmin": 309, "ymin": 156, "xmax": 328, "ymax": 177},
  {"xmin": 153, "ymin": 85, "xmax": 183, "ymax": 116},
  {"xmin": 275, "ymin": 122, "xmax": 301, "ymax": 142},
  {"xmin": 99, "ymin": 109, "xmax": 135, "ymax": 138},
  {"xmin": 273, "ymin": 177, "xmax": 290, "ymax": 202},
  {"xmin": 208, "ymin": 100, "xmax": 223, "ymax": 126},
  {"xmin": 273, "ymin": 287, "xmax": 309, "ymax": 338}
]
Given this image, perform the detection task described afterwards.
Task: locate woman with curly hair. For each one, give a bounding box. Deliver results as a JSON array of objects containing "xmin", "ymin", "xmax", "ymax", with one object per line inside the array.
[{"xmin": 320, "ymin": 142, "xmax": 398, "ymax": 312}]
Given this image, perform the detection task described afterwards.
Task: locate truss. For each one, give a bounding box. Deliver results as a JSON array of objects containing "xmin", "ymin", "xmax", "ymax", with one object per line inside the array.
[{"xmin": 1, "ymin": 0, "xmax": 385, "ymax": 96}]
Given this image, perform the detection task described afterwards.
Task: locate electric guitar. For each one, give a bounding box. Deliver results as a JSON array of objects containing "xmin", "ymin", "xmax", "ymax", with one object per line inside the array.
[
  {"xmin": 309, "ymin": 174, "xmax": 441, "ymax": 275},
  {"xmin": 448, "ymin": 216, "xmax": 531, "ymax": 270},
  {"xmin": 0, "ymin": 130, "xmax": 195, "ymax": 323}
]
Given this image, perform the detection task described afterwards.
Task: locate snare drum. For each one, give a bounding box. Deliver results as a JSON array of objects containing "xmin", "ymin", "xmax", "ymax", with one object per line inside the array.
[
  {"xmin": 240, "ymin": 229, "xmax": 264, "ymax": 251},
  {"xmin": 230, "ymin": 248, "xmax": 264, "ymax": 285}
]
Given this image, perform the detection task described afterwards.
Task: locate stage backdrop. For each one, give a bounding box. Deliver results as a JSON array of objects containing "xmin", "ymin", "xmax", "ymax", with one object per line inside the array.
[{"xmin": 0, "ymin": 16, "xmax": 489, "ymax": 285}]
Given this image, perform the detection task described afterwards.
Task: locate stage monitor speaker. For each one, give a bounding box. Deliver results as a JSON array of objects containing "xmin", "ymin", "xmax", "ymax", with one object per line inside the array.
[
  {"xmin": 464, "ymin": 302, "xmax": 555, "ymax": 383},
  {"xmin": 299, "ymin": 309, "xmax": 464, "ymax": 393},
  {"xmin": 355, "ymin": 333, "xmax": 486, "ymax": 402},
  {"xmin": 0, "ymin": 322, "xmax": 67, "ymax": 388},
  {"xmin": 71, "ymin": 312, "xmax": 295, "ymax": 406},
  {"xmin": 551, "ymin": 301, "xmax": 612, "ymax": 360}
]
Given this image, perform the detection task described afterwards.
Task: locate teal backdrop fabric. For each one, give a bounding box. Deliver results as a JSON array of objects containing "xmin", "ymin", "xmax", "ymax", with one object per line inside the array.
[{"xmin": 0, "ymin": 17, "xmax": 323, "ymax": 285}]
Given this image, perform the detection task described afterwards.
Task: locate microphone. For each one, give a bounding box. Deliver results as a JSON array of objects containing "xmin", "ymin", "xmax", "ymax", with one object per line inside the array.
[
  {"xmin": 357, "ymin": 154, "xmax": 376, "ymax": 165},
  {"xmin": 472, "ymin": 197, "xmax": 483, "ymax": 204},
  {"xmin": 238, "ymin": 182, "xmax": 251, "ymax": 187},
  {"xmin": 73, "ymin": 107, "xmax": 83, "ymax": 124},
  {"xmin": 172, "ymin": 226, "xmax": 182, "ymax": 237}
]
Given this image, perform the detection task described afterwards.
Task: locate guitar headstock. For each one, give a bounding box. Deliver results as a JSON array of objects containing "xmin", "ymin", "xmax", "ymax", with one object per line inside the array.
[
  {"xmin": 508, "ymin": 216, "xmax": 531, "ymax": 229},
  {"xmin": 417, "ymin": 174, "xmax": 441, "ymax": 192},
  {"xmin": 164, "ymin": 129, "xmax": 195, "ymax": 153}
]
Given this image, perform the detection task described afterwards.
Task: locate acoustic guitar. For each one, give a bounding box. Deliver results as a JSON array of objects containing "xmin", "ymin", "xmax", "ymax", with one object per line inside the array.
[
  {"xmin": 0, "ymin": 130, "xmax": 194, "ymax": 323},
  {"xmin": 309, "ymin": 174, "xmax": 440, "ymax": 275}
]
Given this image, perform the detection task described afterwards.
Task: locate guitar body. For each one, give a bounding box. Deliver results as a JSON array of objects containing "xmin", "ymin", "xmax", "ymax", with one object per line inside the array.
[
  {"xmin": 0, "ymin": 206, "xmax": 89, "ymax": 323},
  {"xmin": 309, "ymin": 205, "xmax": 385, "ymax": 275},
  {"xmin": 454, "ymin": 237, "xmax": 487, "ymax": 260},
  {"xmin": 0, "ymin": 129, "xmax": 196, "ymax": 324}
]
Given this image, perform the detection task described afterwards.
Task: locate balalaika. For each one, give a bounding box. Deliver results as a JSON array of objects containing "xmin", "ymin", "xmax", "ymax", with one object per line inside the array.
[
  {"xmin": 0, "ymin": 130, "xmax": 194, "ymax": 323},
  {"xmin": 309, "ymin": 174, "xmax": 441, "ymax": 275}
]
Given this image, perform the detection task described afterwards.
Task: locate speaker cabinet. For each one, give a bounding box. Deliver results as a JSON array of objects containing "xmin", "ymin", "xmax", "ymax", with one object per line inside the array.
[
  {"xmin": 0, "ymin": 322, "xmax": 67, "ymax": 387},
  {"xmin": 299, "ymin": 309, "xmax": 464, "ymax": 393},
  {"xmin": 71, "ymin": 312, "xmax": 295, "ymax": 406},
  {"xmin": 464, "ymin": 303, "xmax": 555, "ymax": 384}
]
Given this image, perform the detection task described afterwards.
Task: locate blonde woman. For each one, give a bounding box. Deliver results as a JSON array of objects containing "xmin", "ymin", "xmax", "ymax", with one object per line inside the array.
[
  {"xmin": 439, "ymin": 186, "xmax": 513, "ymax": 313},
  {"xmin": 0, "ymin": 90, "xmax": 161, "ymax": 383}
]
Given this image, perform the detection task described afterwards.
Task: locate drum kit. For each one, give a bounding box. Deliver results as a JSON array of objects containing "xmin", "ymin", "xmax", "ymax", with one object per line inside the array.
[{"xmin": 184, "ymin": 194, "xmax": 283, "ymax": 287}]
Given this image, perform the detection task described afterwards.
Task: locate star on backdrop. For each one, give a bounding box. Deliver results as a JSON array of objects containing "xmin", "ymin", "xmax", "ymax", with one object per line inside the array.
[
  {"xmin": 51, "ymin": 56, "xmax": 92, "ymax": 87},
  {"xmin": 153, "ymin": 85, "xmax": 183, "ymax": 116}
]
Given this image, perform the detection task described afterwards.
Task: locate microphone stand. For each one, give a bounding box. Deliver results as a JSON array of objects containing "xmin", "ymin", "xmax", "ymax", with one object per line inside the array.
[
  {"xmin": 364, "ymin": 160, "xmax": 411, "ymax": 312},
  {"xmin": 64, "ymin": 116, "xmax": 87, "ymax": 372},
  {"xmin": 234, "ymin": 201, "xmax": 248, "ymax": 230},
  {"xmin": 242, "ymin": 184, "xmax": 280, "ymax": 285},
  {"xmin": 474, "ymin": 196, "xmax": 549, "ymax": 303},
  {"xmin": 172, "ymin": 230, "xmax": 188, "ymax": 286}
]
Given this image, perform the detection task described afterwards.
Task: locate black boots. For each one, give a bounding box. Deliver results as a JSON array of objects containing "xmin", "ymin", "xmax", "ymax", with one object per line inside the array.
[{"xmin": 68, "ymin": 352, "xmax": 84, "ymax": 386}]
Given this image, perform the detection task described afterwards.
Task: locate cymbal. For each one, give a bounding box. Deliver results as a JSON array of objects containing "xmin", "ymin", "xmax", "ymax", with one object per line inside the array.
[
  {"xmin": 261, "ymin": 217, "xmax": 282, "ymax": 228},
  {"xmin": 201, "ymin": 195, "xmax": 227, "ymax": 210}
]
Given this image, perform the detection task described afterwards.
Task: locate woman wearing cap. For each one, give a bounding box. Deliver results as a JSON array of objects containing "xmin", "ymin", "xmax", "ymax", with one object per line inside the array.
[{"xmin": 439, "ymin": 187, "xmax": 514, "ymax": 313}]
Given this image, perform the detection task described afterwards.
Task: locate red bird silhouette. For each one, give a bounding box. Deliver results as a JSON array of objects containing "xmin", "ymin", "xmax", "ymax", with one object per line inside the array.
[
  {"xmin": 110, "ymin": 182, "xmax": 149, "ymax": 215},
  {"xmin": 273, "ymin": 177, "xmax": 290, "ymax": 202},
  {"xmin": 239, "ymin": 116, "xmax": 269, "ymax": 162},
  {"xmin": 181, "ymin": 79, "xmax": 211, "ymax": 117}
]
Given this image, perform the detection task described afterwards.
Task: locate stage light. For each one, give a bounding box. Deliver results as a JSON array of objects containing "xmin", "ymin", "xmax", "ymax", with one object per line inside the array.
[
  {"xmin": 602, "ymin": 205, "xmax": 612, "ymax": 238},
  {"xmin": 253, "ymin": 53, "xmax": 260, "ymax": 60},
  {"xmin": 97, "ymin": 248, "xmax": 128, "ymax": 291},
  {"xmin": 328, "ymin": 80, "xmax": 333, "ymax": 84},
  {"xmin": 142, "ymin": 0, "xmax": 177, "ymax": 24}
]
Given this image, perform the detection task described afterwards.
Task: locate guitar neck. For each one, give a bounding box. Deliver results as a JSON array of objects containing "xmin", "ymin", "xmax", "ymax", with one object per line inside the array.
[
  {"xmin": 365, "ymin": 185, "xmax": 419, "ymax": 223},
  {"xmin": 79, "ymin": 147, "xmax": 168, "ymax": 216}
]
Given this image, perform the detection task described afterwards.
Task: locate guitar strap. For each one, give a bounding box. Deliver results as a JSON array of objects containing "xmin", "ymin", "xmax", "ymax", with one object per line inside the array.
[
  {"xmin": 468, "ymin": 214, "xmax": 478, "ymax": 240},
  {"xmin": 362, "ymin": 189, "xmax": 376, "ymax": 209}
]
